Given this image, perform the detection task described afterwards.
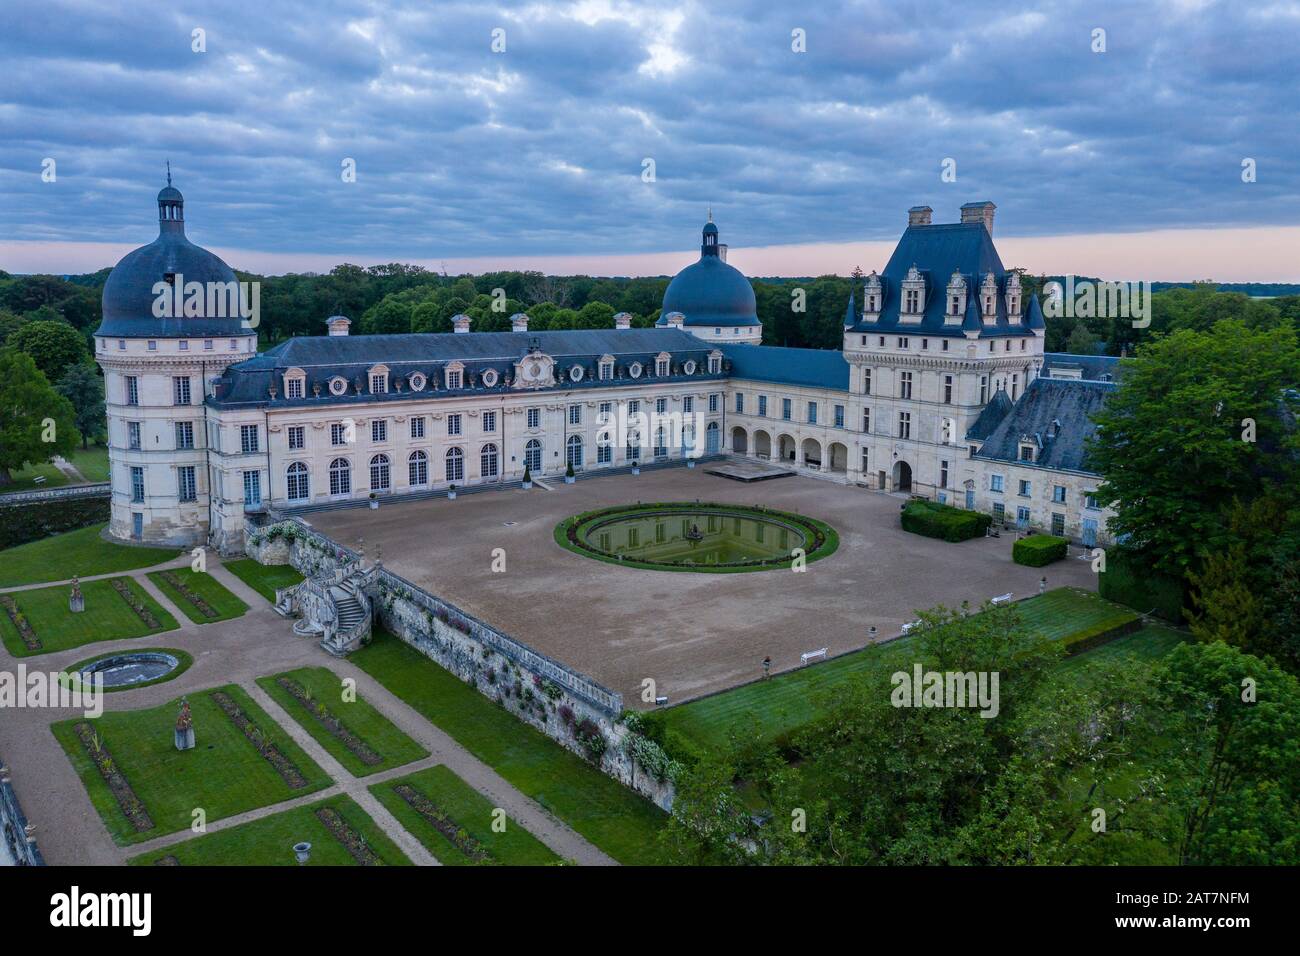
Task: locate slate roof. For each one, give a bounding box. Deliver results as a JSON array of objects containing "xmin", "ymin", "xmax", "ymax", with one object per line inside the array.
[
  {"xmin": 209, "ymin": 328, "xmax": 727, "ymax": 409},
  {"xmin": 1042, "ymin": 352, "xmax": 1123, "ymax": 382},
  {"xmin": 846, "ymin": 221, "xmax": 1038, "ymax": 338},
  {"xmin": 965, "ymin": 389, "xmax": 1013, "ymax": 441},
  {"xmin": 719, "ymin": 344, "xmax": 850, "ymax": 390},
  {"xmin": 972, "ymin": 377, "xmax": 1114, "ymax": 474}
]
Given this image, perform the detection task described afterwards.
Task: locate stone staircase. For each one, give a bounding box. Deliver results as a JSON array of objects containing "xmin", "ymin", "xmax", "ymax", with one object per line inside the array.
[
  {"xmin": 335, "ymin": 594, "xmax": 366, "ymax": 631},
  {"xmin": 274, "ymin": 565, "xmax": 373, "ymax": 656}
]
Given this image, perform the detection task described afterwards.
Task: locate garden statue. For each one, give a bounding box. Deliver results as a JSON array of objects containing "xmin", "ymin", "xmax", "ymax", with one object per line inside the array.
[
  {"xmin": 174, "ymin": 697, "xmax": 195, "ymax": 751},
  {"xmin": 68, "ymin": 576, "xmax": 84, "ymax": 613}
]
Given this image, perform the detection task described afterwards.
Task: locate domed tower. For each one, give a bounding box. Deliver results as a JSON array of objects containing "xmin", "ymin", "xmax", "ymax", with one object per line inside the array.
[
  {"xmin": 657, "ymin": 213, "xmax": 761, "ymax": 344},
  {"xmin": 93, "ymin": 175, "xmax": 258, "ymax": 546}
]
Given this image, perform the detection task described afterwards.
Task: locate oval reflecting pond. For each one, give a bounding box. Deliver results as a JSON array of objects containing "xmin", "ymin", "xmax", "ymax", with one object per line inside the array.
[
  {"xmin": 583, "ymin": 510, "xmax": 806, "ymax": 567},
  {"xmin": 78, "ymin": 652, "xmax": 180, "ymax": 688}
]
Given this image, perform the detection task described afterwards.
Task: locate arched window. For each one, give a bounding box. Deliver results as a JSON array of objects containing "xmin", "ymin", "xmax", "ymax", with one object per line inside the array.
[
  {"xmin": 524, "ymin": 439, "xmax": 542, "ymax": 473},
  {"xmin": 445, "ymin": 447, "xmax": 464, "ymax": 482},
  {"xmin": 480, "ymin": 443, "xmax": 499, "ymax": 478},
  {"xmin": 328, "ymin": 458, "xmax": 351, "ymax": 496},
  {"xmin": 706, "ymin": 420, "xmax": 720, "ymax": 454},
  {"xmin": 566, "ymin": 434, "xmax": 583, "ymax": 471},
  {"xmin": 286, "ymin": 462, "xmax": 309, "ymax": 500},
  {"xmin": 369, "ymin": 454, "xmax": 390, "ymax": 491},
  {"xmin": 408, "ymin": 450, "xmax": 428, "ymax": 486}
]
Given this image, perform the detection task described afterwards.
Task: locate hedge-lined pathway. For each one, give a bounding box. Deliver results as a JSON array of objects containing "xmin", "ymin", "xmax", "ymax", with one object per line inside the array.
[{"xmin": 0, "ymin": 555, "xmax": 615, "ymax": 866}]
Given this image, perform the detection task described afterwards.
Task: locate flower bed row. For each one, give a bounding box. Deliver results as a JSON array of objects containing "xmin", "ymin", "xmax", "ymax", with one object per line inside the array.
[
  {"xmin": 392, "ymin": 783, "xmax": 495, "ymax": 863},
  {"xmin": 314, "ymin": 806, "xmax": 386, "ymax": 866},
  {"xmin": 110, "ymin": 578, "xmax": 161, "ymax": 629},
  {"xmin": 74, "ymin": 722, "xmax": 154, "ymax": 833},
  {"xmin": 210, "ymin": 691, "xmax": 310, "ymax": 789},
  {"xmin": 275, "ymin": 676, "xmax": 383, "ymax": 766},
  {"xmin": 0, "ymin": 594, "xmax": 41, "ymax": 651},
  {"xmin": 158, "ymin": 570, "xmax": 219, "ymax": 618}
]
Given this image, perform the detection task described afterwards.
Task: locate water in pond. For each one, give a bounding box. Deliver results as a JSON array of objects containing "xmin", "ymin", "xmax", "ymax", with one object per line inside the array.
[
  {"xmin": 584, "ymin": 511, "xmax": 806, "ymax": 566},
  {"xmin": 79, "ymin": 652, "xmax": 180, "ymax": 688}
]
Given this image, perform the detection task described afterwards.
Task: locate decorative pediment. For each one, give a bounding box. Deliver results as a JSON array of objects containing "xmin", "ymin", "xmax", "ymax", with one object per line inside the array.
[{"xmin": 513, "ymin": 352, "xmax": 555, "ymax": 389}]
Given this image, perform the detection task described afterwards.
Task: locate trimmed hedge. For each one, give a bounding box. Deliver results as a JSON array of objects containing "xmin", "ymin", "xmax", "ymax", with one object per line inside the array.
[
  {"xmin": 0, "ymin": 496, "xmax": 109, "ymax": 550},
  {"xmin": 1054, "ymin": 615, "xmax": 1144, "ymax": 657},
  {"xmin": 900, "ymin": 499, "xmax": 991, "ymax": 543},
  {"xmin": 1098, "ymin": 547, "xmax": 1186, "ymax": 623},
  {"xmin": 1013, "ymin": 534, "xmax": 1068, "ymax": 567}
]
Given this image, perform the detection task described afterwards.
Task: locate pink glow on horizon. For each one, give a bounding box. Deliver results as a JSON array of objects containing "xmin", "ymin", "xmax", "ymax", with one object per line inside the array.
[{"xmin": 3, "ymin": 226, "xmax": 1299, "ymax": 283}]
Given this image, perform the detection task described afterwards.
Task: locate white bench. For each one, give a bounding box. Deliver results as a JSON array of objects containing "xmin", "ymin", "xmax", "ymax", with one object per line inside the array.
[
  {"xmin": 800, "ymin": 647, "xmax": 828, "ymax": 665},
  {"xmin": 32, "ymin": 475, "xmax": 46, "ymax": 485},
  {"xmin": 991, "ymin": 592, "xmax": 1013, "ymax": 606}
]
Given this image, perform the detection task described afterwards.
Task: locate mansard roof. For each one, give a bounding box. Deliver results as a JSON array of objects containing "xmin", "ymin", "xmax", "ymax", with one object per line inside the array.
[
  {"xmin": 972, "ymin": 377, "xmax": 1115, "ymax": 474},
  {"xmin": 846, "ymin": 221, "xmax": 1035, "ymax": 338},
  {"xmin": 209, "ymin": 328, "xmax": 726, "ymax": 408},
  {"xmin": 965, "ymin": 388, "xmax": 1013, "ymax": 441},
  {"xmin": 719, "ymin": 343, "xmax": 850, "ymax": 390},
  {"xmin": 1041, "ymin": 351, "xmax": 1123, "ymax": 382}
]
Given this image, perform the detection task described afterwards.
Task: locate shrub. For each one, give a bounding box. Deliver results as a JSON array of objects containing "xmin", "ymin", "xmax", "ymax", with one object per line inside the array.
[
  {"xmin": 1099, "ymin": 546, "xmax": 1187, "ymax": 622},
  {"xmin": 0, "ymin": 496, "xmax": 108, "ymax": 550},
  {"xmin": 1013, "ymin": 534, "xmax": 1068, "ymax": 567},
  {"xmin": 900, "ymin": 500, "xmax": 991, "ymax": 543}
]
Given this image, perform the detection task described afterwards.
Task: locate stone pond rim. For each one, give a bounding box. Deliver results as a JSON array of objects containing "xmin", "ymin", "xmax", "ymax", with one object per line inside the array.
[{"xmin": 554, "ymin": 502, "xmax": 839, "ymax": 573}]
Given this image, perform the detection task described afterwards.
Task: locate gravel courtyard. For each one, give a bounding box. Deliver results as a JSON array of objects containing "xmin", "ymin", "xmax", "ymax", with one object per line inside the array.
[{"xmin": 308, "ymin": 466, "xmax": 1098, "ymax": 705}]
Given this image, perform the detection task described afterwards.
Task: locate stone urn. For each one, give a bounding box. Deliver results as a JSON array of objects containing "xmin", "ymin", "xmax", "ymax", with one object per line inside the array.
[
  {"xmin": 68, "ymin": 576, "xmax": 84, "ymax": 613},
  {"xmin": 448, "ymin": 486, "xmax": 457, "ymax": 500},
  {"xmin": 687, "ymin": 459, "xmax": 696, "ymax": 469},
  {"xmin": 174, "ymin": 697, "xmax": 195, "ymax": 751},
  {"xmin": 631, "ymin": 463, "xmax": 641, "ymax": 475}
]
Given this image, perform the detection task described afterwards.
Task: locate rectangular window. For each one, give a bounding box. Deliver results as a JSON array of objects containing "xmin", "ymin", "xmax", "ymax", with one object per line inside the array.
[
  {"xmin": 627, "ymin": 400, "xmax": 639, "ymax": 415},
  {"xmin": 178, "ymin": 466, "xmax": 196, "ymax": 502},
  {"xmin": 446, "ymin": 369, "xmax": 462, "ymax": 390},
  {"xmin": 1017, "ymin": 506, "xmax": 1031, "ymax": 526},
  {"xmin": 782, "ymin": 398, "xmax": 792, "ymax": 420},
  {"xmin": 1085, "ymin": 493, "xmax": 1099, "ymax": 510},
  {"xmin": 993, "ymin": 502, "xmax": 1005, "ymax": 523},
  {"xmin": 683, "ymin": 396, "xmax": 694, "ymax": 414},
  {"xmin": 126, "ymin": 376, "xmax": 139, "ymax": 406},
  {"xmin": 899, "ymin": 371, "xmax": 913, "ymax": 399},
  {"xmin": 176, "ymin": 421, "xmax": 195, "ymax": 450},
  {"xmin": 447, "ymin": 414, "xmax": 461, "ymax": 437},
  {"xmin": 861, "ymin": 447, "xmax": 869, "ymax": 473},
  {"xmin": 128, "ymin": 421, "xmax": 141, "ymax": 450},
  {"xmin": 940, "ymin": 460, "xmax": 949, "ymax": 489},
  {"xmin": 372, "ymin": 419, "xmax": 388, "ymax": 443},
  {"xmin": 808, "ymin": 402, "xmax": 818, "ymax": 425},
  {"xmin": 656, "ymin": 397, "xmax": 667, "ymax": 414},
  {"xmin": 527, "ymin": 407, "xmax": 540, "ymax": 429},
  {"xmin": 1053, "ymin": 485, "xmax": 1067, "ymax": 503},
  {"xmin": 179, "ymin": 340, "xmax": 189, "ymax": 351},
  {"xmin": 287, "ymin": 425, "xmax": 304, "ymax": 450},
  {"xmin": 709, "ymin": 393, "xmax": 720, "ymax": 413},
  {"xmin": 943, "ymin": 375, "xmax": 954, "ymax": 404},
  {"xmin": 897, "ymin": 411, "xmax": 911, "ymax": 439},
  {"xmin": 331, "ymin": 422, "xmax": 348, "ymax": 446},
  {"xmin": 1019, "ymin": 479, "xmax": 1032, "ymax": 497},
  {"xmin": 863, "ymin": 369, "xmax": 872, "ymax": 394},
  {"xmin": 734, "ymin": 392, "xmax": 744, "ymax": 413},
  {"xmin": 371, "ymin": 373, "xmax": 387, "ymax": 394},
  {"xmin": 834, "ymin": 404, "xmax": 844, "ymax": 428},
  {"xmin": 148, "ymin": 340, "xmax": 157, "ymax": 351},
  {"xmin": 173, "ymin": 377, "xmax": 191, "ymax": 406},
  {"xmin": 482, "ymin": 411, "xmax": 497, "ymax": 433},
  {"xmin": 758, "ymin": 395, "xmax": 767, "ymax": 416},
  {"xmin": 898, "ymin": 337, "xmax": 909, "ymax": 349},
  {"xmin": 862, "ymin": 408, "xmax": 871, "ymax": 433},
  {"xmin": 240, "ymin": 424, "xmax": 258, "ymax": 454},
  {"xmin": 597, "ymin": 441, "xmax": 612, "ymax": 464},
  {"xmin": 979, "ymin": 376, "xmax": 989, "ymax": 404},
  {"xmin": 229, "ymin": 338, "xmax": 238, "ymax": 350},
  {"xmin": 204, "ymin": 339, "xmax": 213, "ymax": 351},
  {"xmin": 130, "ymin": 466, "xmax": 145, "ymax": 503},
  {"xmin": 410, "ymin": 416, "xmax": 425, "ymax": 439},
  {"xmin": 1019, "ymin": 444, "xmax": 1034, "ymax": 462},
  {"xmin": 286, "ymin": 377, "xmax": 304, "ymax": 399},
  {"xmin": 991, "ymin": 474, "xmax": 1004, "ymax": 493},
  {"xmin": 569, "ymin": 404, "xmax": 582, "ymax": 426},
  {"xmin": 243, "ymin": 470, "xmax": 262, "ymax": 506},
  {"xmin": 1051, "ymin": 512, "xmax": 1066, "ymax": 537}
]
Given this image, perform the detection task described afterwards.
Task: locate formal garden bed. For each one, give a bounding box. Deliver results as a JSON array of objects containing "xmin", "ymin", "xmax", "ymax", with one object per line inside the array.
[
  {"xmin": 255, "ymin": 666, "xmax": 428, "ymax": 777},
  {"xmin": 0, "ymin": 523, "xmax": 180, "ymax": 588},
  {"xmin": 211, "ymin": 690, "xmax": 312, "ymax": 789},
  {"xmin": 0, "ymin": 576, "xmax": 178, "ymax": 657},
  {"xmin": 73, "ymin": 722, "xmax": 154, "ymax": 834},
  {"xmin": 127, "ymin": 796, "xmax": 411, "ymax": 866},
  {"xmin": 53, "ymin": 684, "xmax": 330, "ymax": 845},
  {"xmin": 147, "ymin": 567, "xmax": 249, "ymax": 624},
  {"xmin": 371, "ymin": 766, "xmax": 562, "ymax": 866}
]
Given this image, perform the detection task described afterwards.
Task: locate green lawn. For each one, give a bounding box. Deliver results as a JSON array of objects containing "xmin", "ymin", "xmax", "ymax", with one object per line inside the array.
[
  {"xmin": 371, "ymin": 765, "xmax": 563, "ymax": 865},
  {"xmin": 53, "ymin": 684, "xmax": 332, "ymax": 845},
  {"xmin": 127, "ymin": 795, "xmax": 411, "ymax": 866},
  {"xmin": 0, "ymin": 576, "xmax": 179, "ymax": 657},
  {"xmin": 223, "ymin": 558, "xmax": 303, "ymax": 604},
  {"xmin": 0, "ymin": 523, "xmax": 180, "ymax": 588},
  {"xmin": 61, "ymin": 647, "xmax": 194, "ymax": 694},
  {"xmin": 147, "ymin": 567, "xmax": 249, "ymax": 624},
  {"xmin": 65, "ymin": 445, "xmax": 111, "ymax": 482},
  {"xmin": 4, "ymin": 460, "xmax": 68, "ymax": 491},
  {"xmin": 1054, "ymin": 623, "xmax": 1190, "ymax": 687},
  {"xmin": 1, "ymin": 446, "xmax": 109, "ymax": 491},
  {"xmin": 256, "ymin": 666, "xmax": 428, "ymax": 777},
  {"xmin": 352, "ymin": 629, "xmax": 671, "ymax": 865},
  {"xmin": 659, "ymin": 587, "xmax": 1144, "ymax": 756}
]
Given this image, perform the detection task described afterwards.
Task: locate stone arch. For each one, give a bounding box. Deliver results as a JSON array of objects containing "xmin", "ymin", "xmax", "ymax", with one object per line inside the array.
[
  {"xmin": 778, "ymin": 433, "xmax": 797, "ymax": 462},
  {"xmin": 828, "ymin": 442, "xmax": 848, "ymax": 474},
  {"xmin": 731, "ymin": 426, "xmax": 748, "ymax": 454},
  {"xmin": 753, "ymin": 429, "xmax": 772, "ymax": 459},
  {"xmin": 801, "ymin": 437, "xmax": 822, "ymax": 468},
  {"xmin": 892, "ymin": 459, "xmax": 913, "ymax": 493}
]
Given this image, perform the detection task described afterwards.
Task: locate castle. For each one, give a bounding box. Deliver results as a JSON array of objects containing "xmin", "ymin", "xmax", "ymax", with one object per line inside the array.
[{"xmin": 94, "ymin": 185, "xmax": 1118, "ymax": 553}]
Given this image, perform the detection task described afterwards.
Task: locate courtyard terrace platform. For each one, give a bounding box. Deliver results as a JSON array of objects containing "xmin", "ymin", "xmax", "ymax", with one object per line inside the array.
[{"xmin": 306, "ymin": 466, "xmax": 1098, "ymax": 705}]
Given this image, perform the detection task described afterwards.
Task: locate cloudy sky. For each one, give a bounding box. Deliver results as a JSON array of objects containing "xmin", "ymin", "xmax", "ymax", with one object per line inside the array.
[{"xmin": 2, "ymin": 0, "xmax": 1298, "ymax": 280}]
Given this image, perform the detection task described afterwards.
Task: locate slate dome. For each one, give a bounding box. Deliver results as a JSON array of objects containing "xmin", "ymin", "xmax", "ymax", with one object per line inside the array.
[
  {"xmin": 98, "ymin": 183, "xmax": 247, "ymax": 338},
  {"xmin": 659, "ymin": 217, "xmax": 759, "ymax": 329}
]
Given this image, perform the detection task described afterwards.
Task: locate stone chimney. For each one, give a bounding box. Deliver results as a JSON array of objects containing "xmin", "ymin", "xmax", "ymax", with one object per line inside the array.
[
  {"xmin": 510, "ymin": 312, "xmax": 529, "ymax": 332},
  {"xmin": 613, "ymin": 312, "xmax": 632, "ymax": 330},
  {"xmin": 325, "ymin": 315, "xmax": 351, "ymax": 336},
  {"xmin": 960, "ymin": 201, "xmax": 996, "ymax": 234},
  {"xmin": 451, "ymin": 313, "xmax": 471, "ymax": 334},
  {"xmin": 663, "ymin": 311, "xmax": 685, "ymax": 329},
  {"xmin": 908, "ymin": 206, "xmax": 932, "ymax": 227}
]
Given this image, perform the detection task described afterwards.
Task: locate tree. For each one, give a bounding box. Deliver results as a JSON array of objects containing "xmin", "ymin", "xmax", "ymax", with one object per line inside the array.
[
  {"xmin": 1065, "ymin": 318, "xmax": 1100, "ymax": 355},
  {"xmin": 1088, "ymin": 321, "xmax": 1300, "ymax": 575},
  {"xmin": 56, "ymin": 363, "xmax": 106, "ymax": 449},
  {"xmin": 8, "ymin": 319, "xmax": 89, "ymax": 384},
  {"xmin": 0, "ymin": 349, "xmax": 78, "ymax": 485}
]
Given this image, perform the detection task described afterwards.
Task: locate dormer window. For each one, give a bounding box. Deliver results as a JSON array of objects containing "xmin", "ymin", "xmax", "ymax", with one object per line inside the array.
[
  {"xmin": 408, "ymin": 372, "xmax": 426, "ymax": 392},
  {"xmin": 708, "ymin": 351, "xmax": 723, "ymax": 374},
  {"xmin": 900, "ymin": 265, "xmax": 925, "ymax": 323},
  {"xmin": 329, "ymin": 376, "xmax": 348, "ymax": 396},
  {"xmin": 862, "ymin": 271, "xmax": 882, "ymax": 321},
  {"xmin": 946, "ymin": 271, "xmax": 967, "ymax": 320},
  {"xmin": 286, "ymin": 378, "xmax": 304, "ymax": 399},
  {"xmin": 369, "ymin": 366, "xmax": 389, "ymax": 394},
  {"xmin": 444, "ymin": 362, "xmax": 464, "ymax": 390},
  {"xmin": 599, "ymin": 355, "xmax": 614, "ymax": 381},
  {"xmin": 655, "ymin": 353, "xmax": 671, "ymax": 377},
  {"xmin": 980, "ymin": 272, "xmax": 1000, "ymax": 324},
  {"xmin": 628, "ymin": 362, "xmax": 643, "ymax": 379},
  {"xmin": 481, "ymin": 368, "xmax": 498, "ymax": 388},
  {"xmin": 683, "ymin": 359, "xmax": 697, "ymax": 375},
  {"xmin": 1019, "ymin": 443, "xmax": 1035, "ymax": 462},
  {"xmin": 1005, "ymin": 273, "xmax": 1023, "ymax": 322}
]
